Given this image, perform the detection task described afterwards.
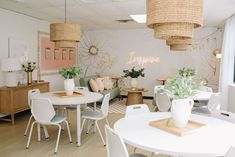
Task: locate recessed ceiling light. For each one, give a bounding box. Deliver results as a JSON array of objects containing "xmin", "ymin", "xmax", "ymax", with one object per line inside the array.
[{"xmin": 130, "ymin": 14, "xmax": 146, "ymax": 23}]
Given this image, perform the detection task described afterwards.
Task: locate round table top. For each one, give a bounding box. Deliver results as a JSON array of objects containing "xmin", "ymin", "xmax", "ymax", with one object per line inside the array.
[
  {"xmin": 114, "ymin": 112, "xmax": 235, "ymax": 157},
  {"xmin": 33, "ymin": 90, "xmax": 103, "ymax": 105},
  {"xmin": 123, "ymin": 88, "xmax": 148, "ymax": 93}
]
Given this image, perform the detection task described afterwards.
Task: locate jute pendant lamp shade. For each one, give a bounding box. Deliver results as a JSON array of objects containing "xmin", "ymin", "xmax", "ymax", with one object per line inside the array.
[
  {"xmin": 147, "ymin": 0, "xmax": 203, "ymax": 51},
  {"xmin": 50, "ymin": 0, "xmax": 81, "ymax": 48}
]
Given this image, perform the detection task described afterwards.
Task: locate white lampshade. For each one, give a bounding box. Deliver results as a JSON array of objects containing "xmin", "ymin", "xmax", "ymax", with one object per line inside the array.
[{"xmin": 1, "ymin": 58, "xmax": 22, "ymax": 71}]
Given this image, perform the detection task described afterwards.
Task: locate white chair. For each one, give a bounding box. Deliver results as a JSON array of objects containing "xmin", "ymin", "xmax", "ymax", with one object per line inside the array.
[
  {"xmin": 201, "ymin": 86, "xmax": 213, "ymax": 92},
  {"xmin": 24, "ymin": 89, "xmax": 49, "ymax": 140},
  {"xmin": 153, "ymin": 85, "xmax": 164, "ymax": 109},
  {"xmin": 26, "ymin": 98, "xmax": 72, "ymax": 154},
  {"xmin": 193, "ymin": 93, "xmax": 221, "ymax": 115},
  {"xmin": 194, "ymin": 86, "xmax": 213, "ymax": 107},
  {"xmin": 155, "ymin": 92, "xmax": 171, "ymax": 112},
  {"xmin": 125, "ymin": 104, "xmax": 150, "ymax": 117},
  {"xmin": 225, "ymin": 147, "xmax": 235, "ymax": 157},
  {"xmin": 212, "ymin": 110, "xmax": 235, "ymax": 123},
  {"xmin": 64, "ymin": 86, "xmax": 89, "ymax": 123},
  {"xmin": 105, "ymin": 125, "xmax": 146, "ymax": 157},
  {"xmin": 80, "ymin": 93, "xmax": 110, "ymax": 146}
]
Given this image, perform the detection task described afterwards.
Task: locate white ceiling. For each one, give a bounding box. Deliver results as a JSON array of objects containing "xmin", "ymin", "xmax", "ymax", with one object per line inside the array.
[{"xmin": 0, "ymin": 0, "xmax": 235, "ymax": 30}]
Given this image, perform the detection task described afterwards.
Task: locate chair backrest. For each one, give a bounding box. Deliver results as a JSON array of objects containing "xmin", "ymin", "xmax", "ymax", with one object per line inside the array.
[
  {"xmin": 28, "ymin": 89, "xmax": 40, "ymax": 107},
  {"xmin": 125, "ymin": 104, "xmax": 150, "ymax": 117},
  {"xmin": 208, "ymin": 93, "xmax": 221, "ymax": 112},
  {"xmin": 225, "ymin": 147, "xmax": 235, "ymax": 157},
  {"xmin": 74, "ymin": 86, "xmax": 89, "ymax": 92},
  {"xmin": 101, "ymin": 93, "xmax": 111, "ymax": 117},
  {"xmin": 153, "ymin": 85, "xmax": 164, "ymax": 100},
  {"xmin": 212, "ymin": 110, "xmax": 235, "ymax": 124},
  {"xmin": 155, "ymin": 92, "xmax": 171, "ymax": 112},
  {"xmin": 31, "ymin": 98, "xmax": 55, "ymax": 124},
  {"xmin": 105, "ymin": 125, "xmax": 129, "ymax": 157},
  {"xmin": 201, "ymin": 86, "xmax": 213, "ymax": 92}
]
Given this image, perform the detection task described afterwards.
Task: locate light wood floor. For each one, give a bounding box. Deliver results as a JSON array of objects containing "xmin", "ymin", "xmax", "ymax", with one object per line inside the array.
[{"xmin": 0, "ymin": 99, "xmax": 167, "ymax": 157}]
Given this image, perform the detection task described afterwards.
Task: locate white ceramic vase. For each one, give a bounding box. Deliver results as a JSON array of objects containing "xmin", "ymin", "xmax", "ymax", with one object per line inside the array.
[
  {"xmin": 171, "ymin": 98, "xmax": 194, "ymax": 127},
  {"xmin": 130, "ymin": 78, "xmax": 138, "ymax": 88},
  {"xmin": 64, "ymin": 79, "xmax": 75, "ymax": 96}
]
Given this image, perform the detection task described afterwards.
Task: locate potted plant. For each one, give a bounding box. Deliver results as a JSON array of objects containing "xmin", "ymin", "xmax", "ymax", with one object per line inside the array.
[
  {"xmin": 165, "ymin": 67, "xmax": 203, "ymax": 127},
  {"xmin": 123, "ymin": 67, "xmax": 145, "ymax": 88},
  {"xmin": 58, "ymin": 66, "xmax": 82, "ymax": 96},
  {"xmin": 22, "ymin": 61, "xmax": 36, "ymax": 85}
]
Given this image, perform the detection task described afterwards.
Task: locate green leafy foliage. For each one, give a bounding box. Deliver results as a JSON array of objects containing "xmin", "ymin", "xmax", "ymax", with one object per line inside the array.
[
  {"xmin": 179, "ymin": 67, "xmax": 196, "ymax": 78},
  {"xmin": 165, "ymin": 68, "xmax": 203, "ymax": 99},
  {"xmin": 123, "ymin": 67, "xmax": 145, "ymax": 78},
  {"xmin": 22, "ymin": 61, "xmax": 36, "ymax": 72},
  {"xmin": 58, "ymin": 66, "xmax": 82, "ymax": 79}
]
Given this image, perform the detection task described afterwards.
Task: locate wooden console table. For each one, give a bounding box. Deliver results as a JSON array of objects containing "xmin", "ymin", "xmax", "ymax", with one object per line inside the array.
[{"xmin": 0, "ymin": 82, "xmax": 50, "ymax": 124}]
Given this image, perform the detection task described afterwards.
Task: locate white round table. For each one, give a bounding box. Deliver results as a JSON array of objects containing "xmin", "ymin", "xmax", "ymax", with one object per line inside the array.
[
  {"xmin": 33, "ymin": 90, "xmax": 103, "ymax": 146},
  {"xmin": 114, "ymin": 112, "xmax": 235, "ymax": 157}
]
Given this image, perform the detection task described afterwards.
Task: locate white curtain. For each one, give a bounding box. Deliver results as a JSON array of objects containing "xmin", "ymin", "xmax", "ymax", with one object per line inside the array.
[{"xmin": 219, "ymin": 15, "xmax": 235, "ymax": 110}]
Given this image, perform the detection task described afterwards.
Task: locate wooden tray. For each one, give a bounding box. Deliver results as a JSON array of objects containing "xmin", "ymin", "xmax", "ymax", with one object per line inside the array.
[
  {"xmin": 53, "ymin": 91, "xmax": 84, "ymax": 98},
  {"xmin": 149, "ymin": 118, "xmax": 206, "ymax": 136}
]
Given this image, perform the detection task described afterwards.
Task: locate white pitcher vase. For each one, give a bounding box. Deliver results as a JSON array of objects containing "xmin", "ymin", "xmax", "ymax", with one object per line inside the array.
[
  {"xmin": 171, "ymin": 98, "xmax": 194, "ymax": 127},
  {"xmin": 130, "ymin": 78, "xmax": 138, "ymax": 88},
  {"xmin": 64, "ymin": 79, "xmax": 75, "ymax": 96}
]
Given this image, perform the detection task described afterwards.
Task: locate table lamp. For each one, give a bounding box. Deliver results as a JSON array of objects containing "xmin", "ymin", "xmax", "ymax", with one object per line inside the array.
[{"xmin": 1, "ymin": 58, "xmax": 22, "ymax": 87}]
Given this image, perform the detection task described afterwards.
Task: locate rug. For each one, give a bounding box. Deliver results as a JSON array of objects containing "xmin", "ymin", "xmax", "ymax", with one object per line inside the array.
[{"xmin": 109, "ymin": 102, "xmax": 127, "ymax": 114}]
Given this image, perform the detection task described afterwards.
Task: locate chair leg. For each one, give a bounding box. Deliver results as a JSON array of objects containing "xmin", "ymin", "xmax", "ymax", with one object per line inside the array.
[
  {"xmin": 86, "ymin": 120, "xmax": 93, "ymax": 134},
  {"xmin": 105, "ymin": 118, "xmax": 110, "ymax": 126},
  {"xmin": 26, "ymin": 121, "xmax": 36, "ymax": 149},
  {"xmin": 65, "ymin": 120, "xmax": 72, "ymax": 143},
  {"xmin": 133, "ymin": 147, "xmax": 137, "ymax": 153},
  {"xmin": 66, "ymin": 109, "xmax": 71, "ymax": 124},
  {"xmin": 42, "ymin": 125, "xmax": 49, "ymax": 139},
  {"xmin": 80, "ymin": 119, "xmax": 86, "ymax": 135},
  {"xmin": 37, "ymin": 123, "xmax": 41, "ymax": 142},
  {"xmin": 24, "ymin": 115, "xmax": 33, "ymax": 136},
  {"xmin": 95, "ymin": 121, "xmax": 105, "ymax": 146},
  {"xmin": 54, "ymin": 124, "xmax": 62, "ymax": 154}
]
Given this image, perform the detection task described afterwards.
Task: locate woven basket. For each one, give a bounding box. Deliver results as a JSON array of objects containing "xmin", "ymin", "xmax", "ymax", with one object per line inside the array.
[
  {"xmin": 170, "ymin": 44, "xmax": 189, "ymax": 51},
  {"xmin": 154, "ymin": 23, "xmax": 194, "ymax": 39},
  {"xmin": 166, "ymin": 37, "xmax": 192, "ymax": 46},
  {"xmin": 50, "ymin": 23, "xmax": 81, "ymax": 48},
  {"xmin": 147, "ymin": 0, "xmax": 203, "ymax": 28}
]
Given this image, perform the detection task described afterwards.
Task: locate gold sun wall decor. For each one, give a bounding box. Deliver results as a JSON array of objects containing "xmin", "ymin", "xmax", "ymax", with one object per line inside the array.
[
  {"xmin": 147, "ymin": 0, "xmax": 203, "ymax": 51},
  {"xmin": 78, "ymin": 32, "xmax": 116, "ymax": 76}
]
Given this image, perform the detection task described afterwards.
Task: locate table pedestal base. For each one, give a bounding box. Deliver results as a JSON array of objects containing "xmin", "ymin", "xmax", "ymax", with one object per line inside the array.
[{"xmin": 126, "ymin": 92, "xmax": 143, "ymax": 105}]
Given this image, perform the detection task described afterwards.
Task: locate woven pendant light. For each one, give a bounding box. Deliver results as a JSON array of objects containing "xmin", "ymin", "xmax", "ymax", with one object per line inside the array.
[
  {"xmin": 147, "ymin": 0, "xmax": 203, "ymax": 51},
  {"xmin": 166, "ymin": 37, "xmax": 192, "ymax": 51},
  {"xmin": 50, "ymin": 0, "xmax": 81, "ymax": 48}
]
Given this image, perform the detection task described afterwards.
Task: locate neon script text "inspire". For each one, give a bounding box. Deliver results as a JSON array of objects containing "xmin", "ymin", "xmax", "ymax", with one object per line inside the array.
[{"xmin": 127, "ymin": 51, "xmax": 160, "ymax": 66}]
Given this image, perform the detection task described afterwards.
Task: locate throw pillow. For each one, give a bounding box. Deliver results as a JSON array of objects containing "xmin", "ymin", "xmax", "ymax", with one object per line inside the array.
[
  {"xmin": 103, "ymin": 77, "xmax": 114, "ymax": 90},
  {"xmin": 89, "ymin": 79, "xmax": 99, "ymax": 92},
  {"xmin": 96, "ymin": 78, "xmax": 105, "ymax": 92}
]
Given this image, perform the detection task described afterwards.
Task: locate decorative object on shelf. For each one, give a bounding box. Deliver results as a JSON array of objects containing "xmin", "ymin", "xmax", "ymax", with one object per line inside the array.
[
  {"xmin": 146, "ymin": 0, "xmax": 203, "ymax": 51},
  {"xmin": 0, "ymin": 58, "xmax": 22, "ymax": 87},
  {"xmin": 123, "ymin": 67, "xmax": 145, "ymax": 89},
  {"xmin": 165, "ymin": 67, "xmax": 203, "ymax": 127},
  {"xmin": 58, "ymin": 66, "xmax": 82, "ymax": 96},
  {"xmin": 22, "ymin": 61, "xmax": 36, "ymax": 85},
  {"xmin": 50, "ymin": 0, "xmax": 81, "ymax": 48}
]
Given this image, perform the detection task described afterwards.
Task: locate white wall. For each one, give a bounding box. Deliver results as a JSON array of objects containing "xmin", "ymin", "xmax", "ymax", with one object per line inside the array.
[
  {"xmin": 0, "ymin": 8, "xmax": 222, "ymax": 95},
  {"xmin": 78, "ymin": 28, "xmax": 222, "ymax": 96},
  {"xmin": 0, "ymin": 8, "xmax": 64, "ymax": 91}
]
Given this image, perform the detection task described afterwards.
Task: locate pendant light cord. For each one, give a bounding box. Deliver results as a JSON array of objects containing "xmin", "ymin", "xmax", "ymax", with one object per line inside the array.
[{"xmin": 65, "ymin": 0, "xmax": 67, "ymax": 23}]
